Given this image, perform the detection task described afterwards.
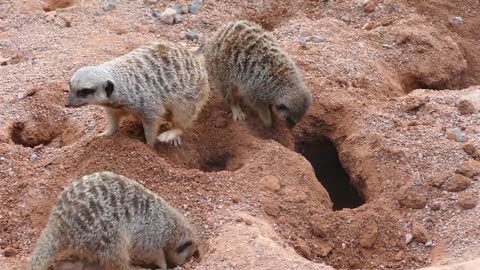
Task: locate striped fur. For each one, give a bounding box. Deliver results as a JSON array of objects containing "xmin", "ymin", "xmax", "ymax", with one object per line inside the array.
[
  {"xmin": 66, "ymin": 42, "xmax": 209, "ymax": 146},
  {"xmin": 29, "ymin": 172, "xmax": 198, "ymax": 270},
  {"xmin": 203, "ymin": 20, "xmax": 312, "ymax": 128}
]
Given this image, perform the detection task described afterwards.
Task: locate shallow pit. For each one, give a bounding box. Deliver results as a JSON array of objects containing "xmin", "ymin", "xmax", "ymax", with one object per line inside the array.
[{"xmin": 295, "ymin": 135, "xmax": 365, "ymax": 210}]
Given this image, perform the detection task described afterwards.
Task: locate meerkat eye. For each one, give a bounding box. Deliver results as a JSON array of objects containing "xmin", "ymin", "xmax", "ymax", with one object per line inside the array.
[
  {"xmin": 276, "ymin": 104, "xmax": 289, "ymax": 111},
  {"xmin": 77, "ymin": 88, "xmax": 96, "ymax": 98}
]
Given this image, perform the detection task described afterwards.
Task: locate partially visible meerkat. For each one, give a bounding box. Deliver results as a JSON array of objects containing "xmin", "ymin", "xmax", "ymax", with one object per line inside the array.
[
  {"xmin": 29, "ymin": 171, "xmax": 199, "ymax": 270},
  {"xmin": 66, "ymin": 42, "xmax": 209, "ymax": 146},
  {"xmin": 202, "ymin": 20, "xmax": 312, "ymax": 128}
]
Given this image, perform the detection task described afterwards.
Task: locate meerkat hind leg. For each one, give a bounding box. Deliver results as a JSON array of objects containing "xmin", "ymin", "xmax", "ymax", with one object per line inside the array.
[
  {"xmin": 98, "ymin": 108, "xmax": 123, "ymax": 137},
  {"xmin": 154, "ymin": 249, "xmax": 168, "ymax": 270}
]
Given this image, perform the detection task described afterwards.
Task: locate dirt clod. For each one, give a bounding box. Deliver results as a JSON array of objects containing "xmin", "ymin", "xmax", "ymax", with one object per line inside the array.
[
  {"xmin": 463, "ymin": 144, "xmax": 480, "ymax": 160},
  {"xmin": 456, "ymin": 160, "xmax": 480, "ymax": 179},
  {"xmin": 458, "ymin": 193, "xmax": 478, "ymax": 210},
  {"xmin": 359, "ymin": 221, "xmax": 379, "ymax": 248},
  {"xmin": 445, "ymin": 174, "xmax": 471, "ymax": 192},
  {"xmin": 397, "ymin": 185, "xmax": 427, "ymax": 209},
  {"xmin": 412, "ymin": 222, "xmax": 430, "ymax": 244}
]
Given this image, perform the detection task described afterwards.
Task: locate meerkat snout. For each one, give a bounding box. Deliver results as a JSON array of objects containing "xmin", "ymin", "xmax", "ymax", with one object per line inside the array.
[
  {"xmin": 273, "ymin": 89, "xmax": 312, "ymax": 128},
  {"xmin": 65, "ymin": 66, "xmax": 115, "ymax": 108}
]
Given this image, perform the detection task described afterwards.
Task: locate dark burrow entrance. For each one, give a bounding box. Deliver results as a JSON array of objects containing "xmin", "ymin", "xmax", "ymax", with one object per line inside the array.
[{"xmin": 296, "ymin": 135, "xmax": 365, "ymax": 210}]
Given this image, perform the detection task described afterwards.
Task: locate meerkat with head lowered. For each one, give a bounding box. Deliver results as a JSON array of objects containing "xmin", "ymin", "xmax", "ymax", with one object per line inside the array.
[
  {"xmin": 66, "ymin": 42, "xmax": 209, "ymax": 146},
  {"xmin": 202, "ymin": 20, "xmax": 312, "ymax": 128},
  {"xmin": 29, "ymin": 171, "xmax": 199, "ymax": 270}
]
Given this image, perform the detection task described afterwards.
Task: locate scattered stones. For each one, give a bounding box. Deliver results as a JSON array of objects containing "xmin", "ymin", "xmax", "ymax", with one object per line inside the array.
[
  {"xmin": 30, "ymin": 153, "xmax": 39, "ymax": 162},
  {"xmin": 189, "ymin": 0, "xmax": 203, "ymax": 14},
  {"xmin": 359, "ymin": 221, "xmax": 378, "ymax": 248},
  {"xmin": 446, "ymin": 127, "xmax": 464, "ymax": 143},
  {"xmin": 174, "ymin": 14, "xmax": 182, "ymax": 24},
  {"xmin": 456, "ymin": 159, "xmax": 480, "ymax": 178},
  {"xmin": 396, "ymin": 185, "xmax": 427, "ymax": 209},
  {"xmin": 405, "ymin": 233, "xmax": 414, "ymax": 244},
  {"xmin": 102, "ymin": 2, "xmax": 116, "ymax": 12},
  {"xmin": 404, "ymin": 96, "xmax": 429, "ymax": 112},
  {"xmin": 160, "ymin": 8, "xmax": 177, "ymax": 25},
  {"xmin": 259, "ymin": 175, "xmax": 281, "ymax": 192},
  {"xmin": 412, "ymin": 222, "xmax": 430, "ymax": 244},
  {"xmin": 463, "ymin": 144, "xmax": 480, "ymax": 160},
  {"xmin": 445, "ymin": 174, "xmax": 471, "ymax": 192},
  {"xmin": 317, "ymin": 242, "xmax": 333, "ymax": 257},
  {"xmin": 458, "ymin": 193, "xmax": 477, "ymax": 209},
  {"xmin": 295, "ymin": 239, "xmax": 311, "ymax": 259},
  {"xmin": 451, "ymin": 16, "xmax": 464, "ymax": 25},
  {"xmin": 175, "ymin": 3, "xmax": 189, "ymax": 14},
  {"xmin": 3, "ymin": 247, "xmax": 18, "ymax": 257},
  {"xmin": 185, "ymin": 31, "xmax": 200, "ymax": 41}
]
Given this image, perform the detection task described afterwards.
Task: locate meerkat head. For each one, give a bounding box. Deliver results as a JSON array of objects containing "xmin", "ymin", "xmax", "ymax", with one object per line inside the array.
[
  {"xmin": 273, "ymin": 84, "xmax": 312, "ymax": 128},
  {"xmin": 165, "ymin": 225, "xmax": 199, "ymax": 267},
  {"xmin": 65, "ymin": 66, "xmax": 115, "ymax": 108}
]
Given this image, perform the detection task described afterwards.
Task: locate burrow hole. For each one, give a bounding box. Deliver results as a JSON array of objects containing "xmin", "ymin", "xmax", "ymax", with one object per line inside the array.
[
  {"xmin": 10, "ymin": 120, "xmax": 78, "ymax": 148},
  {"xmin": 295, "ymin": 135, "xmax": 365, "ymax": 210}
]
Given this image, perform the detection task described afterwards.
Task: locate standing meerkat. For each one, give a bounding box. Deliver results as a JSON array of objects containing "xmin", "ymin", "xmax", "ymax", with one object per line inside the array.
[
  {"xmin": 202, "ymin": 20, "xmax": 312, "ymax": 128},
  {"xmin": 66, "ymin": 42, "xmax": 209, "ymax": 146},
  {"xmin": 29, "ymin": 171, "xmax": 199, "ymax": 270}
]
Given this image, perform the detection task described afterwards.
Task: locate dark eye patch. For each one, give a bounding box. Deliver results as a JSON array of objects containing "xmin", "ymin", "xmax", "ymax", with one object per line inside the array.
[
  {"xmin": 176, "ymin": 240, "xmax": 193, "ymax": 253},
  {"xmin": 77, "ymin": 88, "xmax": 95, "ymax": 98},
  {"xmin": 277, "ymin": 104, "xmax": 289, "ymax": 111}
]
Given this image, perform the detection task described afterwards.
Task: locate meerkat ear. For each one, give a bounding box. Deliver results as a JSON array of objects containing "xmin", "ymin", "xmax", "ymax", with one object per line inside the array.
[{"xmin": 105, "ymin": 80, "xmax": 114, "ymax": 97}]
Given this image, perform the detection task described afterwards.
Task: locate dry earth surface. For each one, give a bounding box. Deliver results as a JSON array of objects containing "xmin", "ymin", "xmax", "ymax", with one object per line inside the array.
[{"xmin": 1, "ymin": 0, "xmax": 480, "ymax": 269}]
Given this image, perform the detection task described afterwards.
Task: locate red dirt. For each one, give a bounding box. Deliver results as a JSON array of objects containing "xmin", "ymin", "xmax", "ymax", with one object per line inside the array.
[{"xmin": 1, "ymin": 0, "xmax": 480, "ymax": 270}]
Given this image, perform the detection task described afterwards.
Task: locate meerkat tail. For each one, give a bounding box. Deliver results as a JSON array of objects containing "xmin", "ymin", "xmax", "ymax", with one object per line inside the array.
[{"xmin": 29, "ymin": 231, "xmax": 61, "ymax": 270}]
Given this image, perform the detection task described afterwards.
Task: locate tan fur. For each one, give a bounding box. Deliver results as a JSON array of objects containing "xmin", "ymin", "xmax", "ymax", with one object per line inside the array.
[
  {"xmin": 29, "ymin": 172, "xmax": 198, "ymax": 270},
  {"xmin": 66, "ymin": 42, "xmax": 209, "ymax": 146},
  {"xmin": 203, "ymin": 20, "xmax": 311, "ymax": 128}
]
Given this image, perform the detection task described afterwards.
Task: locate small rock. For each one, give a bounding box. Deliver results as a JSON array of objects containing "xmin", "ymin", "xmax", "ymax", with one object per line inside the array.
[
  {"xmin": 359, "ymin": 221, "xmax": 378, "ymax": 248},
  {"xmin": 3, "ymin": 247, "xmax": 18, "ymax": 257},
  {"xmin": 30, "ymin": 153, "xmax": 39, "ymax": 162},
  {"xmin": 94, "ymin": 11, "xmax": 103, "ymax": 16},
  {"xmin": 298, "ymin": 37, "xmax": 308, "ymax": 47},
  {"xmin": 430, "ymin": 174, "xmax": 447, "ymax": 188},
  {"xmin": 310, "ymin": 215, "xmax": 328, "ymax": 238},
  {"xmin": 446, "ymin": 127, "xmax": 464, "ymax": 143},
  {"xmin": 456, "ymin": 160, "xmax": 480, "ymax": 178},
  {"xmin": 160, "ymin": 8, "xmax": 177, "ymax": 24},
  {"xmin": 244, "ymin": 219, "xmax": 253, "ymax": 226},
  {"xmin": 394, "ymin": 251, "xmax": 404, "ymax": 261},
  {"xmin": 231, "ymin": 194, "xmax": 240, "ymax": 203},
  {"xmin": 363, "ymin": 0, "xmax": 377, "ymax": 13},
  {"xmin": 412, "ymin": 222, "xmax": 430, "ymax": 244},
  {"xmin": 463, "ymin": 144, "xmax": 480, "ymax": 160},
  {"xmin": 405, "ymin": 233, "xmax": 414, "ymax": 244},
  {"xmin": 404, "ymin": 96, "xmax": 429, "ymax": 112},
  {"xmin": 259, "ymin": 175, "xmax": 281, "ymax": 192},
  {"xmin": 396, "ymin": 185, "xmax": 427, "ymax": 209},
  {"xmin": 185, "ymin": 31, "xmax": 200, "ymax": 41},
  {"xmin": 425, "ymin": 240, "xmax": 433, "ymax": 247},
  {"xmin": 102, "ymin": 3, "xmax": 116, "ymax": 12},
  {"xmin": 340, "ymin": 15, "xmax": 351, "ymax": 23},
  {"xmin": 445, "ymin": 174, "xmax": 471, "ymax": 192},
  {"xmin": 295, "ymin": 239, "xmax": 311, "ymax": 259},
  {"xmin": 175, "ymin": 3, "xmax": 189, "ymax": 14},
  {"xmin": 451, "ymin": 16, "xmax": 464, "ymax": 25},
  {"xmin": 458, "ymin": 193, "xmax": 477, "ymax": 209},
  {"xmin": 362, "ymin": 22, "xmax": 375, "ymax": 30},
  {"xmin": 458, "ymin": 100, "xmax": 476, "ymax": 115},
  {"xmin": 317, "ymin": 242, "xmax": 333, "ymax": 257},
  {"xmin": 189, "ymin": 0, "xmax": 203, "ymax": 14},
  {"xmin": 174, "ymin": 14, "xmax": 182, "ymax": 24},
  {"xmin": 263, "ymin": 204, "xmax": 280, "ymax": 217},
  {"xmin": 430, "ymin": 201, "xmax": 441, "ymax": 211},
  {"xmin": 308, "ymin": 35, "xmax": 327, "ymax": 43}
]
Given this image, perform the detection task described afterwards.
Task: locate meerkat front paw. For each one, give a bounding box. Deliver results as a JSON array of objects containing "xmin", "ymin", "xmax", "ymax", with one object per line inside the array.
[
  {"xmin": 158, "ymin": 129, "xmax": 183, "ymax": 147},
  {"xmin": 97, "ymin": 128, "xmax": 117, "ymax": 137},
  {"xmin": 231, "ymin": 106, "xmax": 247, "ymax": 121}
]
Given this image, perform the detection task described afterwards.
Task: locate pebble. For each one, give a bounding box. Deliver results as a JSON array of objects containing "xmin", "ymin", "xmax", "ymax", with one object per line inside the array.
[
  {"xmin": 458, "ymin": 100, "xmax": 476, "ymax": 115},
  {"xmin": 102, "ymin": 3, "xmax": 116, "ymax": 12},
  {"xmin": 451, "ymin": 16, "xmax": 464, "ymax": 25},
  {"xmin": 340, "ymin": 15, "xmax": 351, "ymax": 23},
  {"xmin": 30, "ymin": 153, "xmax": 39, "ymax": 162},
  {"xmin": 295, "ymin": 239, "xmax": 311, "ymax": 259},
  {"xmin": 308, "ymin": 35, "xmax": 327, "ymax": 43},
  {"xmin": 458, "ymin": 193, "xmax": 477, "ymax": 209},
  {"xmin": 298, "ymin": 37, "xmax": 308, "ymax": 47},
  {"xmin": 456, "ymin": 160, "xmax": 480, "ymax": 178},
  {"xmin": 160, "ymin": 8, "xmax": 177, "ymax": 24},
  {"xmin": 363, "ymin": 0, "xmax": 377, "ymax": 13},
  {"xmin": 445, "ymin": 174, "xmax": 471, "ymax": 192},
  {"xmin": 175, "ymin": 3, "xmax": 189, "ymax": 14},
  {"xmin": 318, "ymin": 242, "xmax": 333, "ymax": 257},
  {"xmin": 425, "ymin": 240, "xmax": 433, "ymax": 247},
  {"xmin": 463, "ymin": 144, "xmax": 480, "ymax": 160},
  {"xmin": 396, "ymin": 185, "xmax": 427, "ymax": 209},
  {"xmin": 405, "ymin": 233, "xmax": 413, "ymax": 244},
  {"xmin": 412, "ymin": 222, "xmax": 429, "ymax": 244},
  {"xmin": 359, "ymin": 221, "xmax": 378, "ymax": 248},
  {"xmin": 259, "ymin": 175, "xmax": 281, "ymax": 192},
  {"xmin": 174, "ymin": 14, "xmax": 182, "ymax": 24},
  {"xmin": 189, "ymin": 0, "xmax": 203, "ymax": 14},
  {"xmin": 430, "ymin": 201, "xmax": 441, "ymax": 211},
  {"xmin": 446, "ymin": 127, "xmax": 463, "ymax": 143}
]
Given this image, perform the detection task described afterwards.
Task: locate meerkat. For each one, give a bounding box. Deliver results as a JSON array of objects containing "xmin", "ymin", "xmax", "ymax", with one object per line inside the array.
[
  {"xmin": 29, "ymin": 171, "xmax": 199, "ymax": 270},
  {"xmin": 202, "ymin": 20, "xmax": 312, "ymax": 128},
  {"xmin": 66, "ymin": 42, "xmax": 209, "ymax": 146}
]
